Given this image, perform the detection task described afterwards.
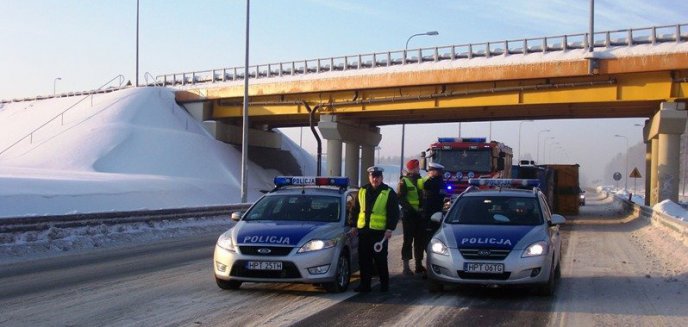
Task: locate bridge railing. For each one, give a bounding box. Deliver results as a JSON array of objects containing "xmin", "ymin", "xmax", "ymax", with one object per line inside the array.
[{"xmin": 155, "ymin": 23, "xmax": 687, "ymax": 87}]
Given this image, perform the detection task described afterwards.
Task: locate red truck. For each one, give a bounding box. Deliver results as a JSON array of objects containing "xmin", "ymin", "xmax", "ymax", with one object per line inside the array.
[{"xmin": 420, "ymin": 137, "xmax": 513, "ymax": 195}]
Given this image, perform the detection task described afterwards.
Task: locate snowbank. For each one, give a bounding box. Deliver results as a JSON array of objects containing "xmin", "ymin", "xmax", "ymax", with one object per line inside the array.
[
  {"xmin": 653, "ymin": 200, "xmax": 688, "ymax": 222},
  {"xmin": 0, "ymin": 87, "xmax": 311, "ymax": 218}
]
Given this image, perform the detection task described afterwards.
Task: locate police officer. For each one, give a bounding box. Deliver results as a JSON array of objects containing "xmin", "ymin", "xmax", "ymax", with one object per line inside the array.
[
  {"xmin": 398, "ymin": 159, "xmax": 425, "ymax": 276},
  {"xmin": 421, "ymin": 162, "xmax": 445, "ymax": 277},
  {"xmin": 349, "ymin": 166, "xmax": 400, "ymax": 292}
]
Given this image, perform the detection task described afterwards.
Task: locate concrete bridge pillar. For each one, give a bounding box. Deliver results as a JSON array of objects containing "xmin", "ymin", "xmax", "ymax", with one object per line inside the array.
[
  {"xmin": 345, "ymin": 143, "xmax": 360, "ymax": 183},
  {"xmin": 647, "ymin": 102, "xmax": 687, "ymax": 205},
  {"xmin": 326, "ymin": 140, "xmax": 343, "ymax": 176},
  {"xmin": 318, "ymin": 115, "xmax": 381, "ymax": 186},
  {"xmin": 642, "ymin": 120, "xmax": 652, "ymax": 206}
]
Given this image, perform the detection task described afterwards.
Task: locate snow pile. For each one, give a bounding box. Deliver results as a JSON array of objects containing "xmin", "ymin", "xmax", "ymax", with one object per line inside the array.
[
  {"xmin": 0, "ymin": 87, "xmax": 310, "ymax": 218},
  {"xmin": 653, "ymin": 200, "xmax": 688, "ymax": 222}
]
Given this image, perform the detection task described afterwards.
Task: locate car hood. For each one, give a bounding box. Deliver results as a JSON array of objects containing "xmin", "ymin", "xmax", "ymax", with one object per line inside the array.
[
  {"xmin": 234, "ymin": 221, "xmax": 333, "ymax": 246},
  {"xmin": 445, "ymin": 224, "xmax": 542, "ymax": 250}
]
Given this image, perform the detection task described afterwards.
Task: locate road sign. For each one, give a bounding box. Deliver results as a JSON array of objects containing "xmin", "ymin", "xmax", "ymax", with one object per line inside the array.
[
  {"xmin": 629, "ymin": 167, "xmax": 642, "ymax": 178},
  {"xmin": 613, "ymin": 172, "xmax": 622, "ymax": 181}
]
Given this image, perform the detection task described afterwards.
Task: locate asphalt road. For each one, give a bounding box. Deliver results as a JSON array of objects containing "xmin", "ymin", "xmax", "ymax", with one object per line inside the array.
[{"xmin": 1, "ymin": 191, "xmax": 686, "ymax": 326}]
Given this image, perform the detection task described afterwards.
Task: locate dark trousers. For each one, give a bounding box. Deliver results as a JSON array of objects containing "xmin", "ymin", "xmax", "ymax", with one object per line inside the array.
[
  {"xmin": 358, "ymin": 229, "xmax": 388, "ymax": 289},
  {"xmin": 401, "ymin": 210, "xmax": 426, "ymax": 265}
]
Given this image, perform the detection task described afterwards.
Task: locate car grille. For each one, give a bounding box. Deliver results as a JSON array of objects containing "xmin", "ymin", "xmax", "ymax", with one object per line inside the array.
[
  {"xmin": 458, "ymin": 271, "xmax": 511, "ymax": 280},
  {"xmin": 239, "ymin": 246, "xmax": 294, "ymax": 256},
  {"xmin": 230, "ymin": 260, "xmax": 302, "ymax": 279},
  {"xmin": 459, "ymin": 248, "xmax": 511, "ymax": 261}
]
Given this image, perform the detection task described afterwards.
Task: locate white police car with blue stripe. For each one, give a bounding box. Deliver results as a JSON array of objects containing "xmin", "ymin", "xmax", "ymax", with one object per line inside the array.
[
  {"xmin": 426, "ymin": 178, "xmax": 565, "ymax": 295},
  {"xmin": 214, "ymin": 176, "xmax": 359, "ymax": 292}
]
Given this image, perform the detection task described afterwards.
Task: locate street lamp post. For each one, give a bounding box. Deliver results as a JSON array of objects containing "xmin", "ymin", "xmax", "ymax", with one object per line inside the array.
[
  {"xmin": 53, "ymin": 77, "xmax": 62, "ymax": 95},
  {"xmin": 518, "ymin": 120, "xmax": 534, "ymax": 162},
  {"xmin": 543, "ymin": 137, "xmax": 555, "ymax": 164},
  {"xmin": 614, "ymin": 134, "xmax": 629, "ymax": 192},
  {"xmin": 240, "ymin": 0, "xmax": 250, "ymax": 203},
  {"xmin": 400, "ymin": 30, "xmax": 438, "ymax": 175},
  {"xmin": 136, "ymin": 0, "xmax": 140, "ymax": 87},
  {"xmin": 536, "ymin": 129, "xmax": 551, "ymax": 164}
]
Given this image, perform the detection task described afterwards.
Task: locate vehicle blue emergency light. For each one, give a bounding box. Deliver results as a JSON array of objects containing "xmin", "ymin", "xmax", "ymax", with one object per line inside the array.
[
  {"xmin": 274, "ymin": 176, "xmax": 349, "ymax": 188},
  {"xmin": 437, "ymin": 137, "xmax": 487, "ymax": 143},
  {"xmin": 468, "ymin": 178, "xmax": 540, "ymax": 188}
]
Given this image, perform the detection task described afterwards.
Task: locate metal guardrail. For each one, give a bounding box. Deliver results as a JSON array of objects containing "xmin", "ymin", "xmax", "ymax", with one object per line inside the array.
[
  {"xmin": 156, "ymin": 23, "xmax": 687, "ymax": 87},
  {"xmin": 0, "ymin": 204, "xmax": 252, "ymax": 233},
  {"xmin": 616, "ymin": 195, "xmax": 688, "ymax": 245}
]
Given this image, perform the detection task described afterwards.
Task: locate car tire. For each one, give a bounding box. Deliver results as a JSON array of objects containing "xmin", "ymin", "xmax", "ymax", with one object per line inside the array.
[
  {"xmin": 324, "ymin": 252, "xmax": 350, "ymax": 293},
  {"xmin": 428, "ymin": 278, "xmax": 444, "ymax": 293},
  {"xmin": 536, "ymin": 260, "xmax": 557, "ymax": 296},
  {"xmin": 216, "ymin": 277, "xmax": 242, "ymax": 290}
]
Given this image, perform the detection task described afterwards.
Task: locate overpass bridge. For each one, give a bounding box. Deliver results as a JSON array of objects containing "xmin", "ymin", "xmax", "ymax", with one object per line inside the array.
[{"xmin": 163, "ymin": 23, "xmax": 688, "ymax": 205}]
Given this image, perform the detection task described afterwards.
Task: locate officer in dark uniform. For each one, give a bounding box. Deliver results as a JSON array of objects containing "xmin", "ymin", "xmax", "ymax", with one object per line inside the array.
[
  {"xmin": 349, "ymin": 166, "xmax": 400, "ymax": 292},
  {"xmin": 398, "ymin": 159, "xmax": 425, "ymax": 275},
  {"xmin": 421, "ymin": 162, "xmax": 446, "ymax": 277}
]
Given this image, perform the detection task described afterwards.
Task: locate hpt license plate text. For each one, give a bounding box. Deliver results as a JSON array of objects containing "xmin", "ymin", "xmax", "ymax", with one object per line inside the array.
[
  {"xmin": 247, "ymin": 261, "xmax": 283, "ymax": 271},
  {"xmin": 464, "ymin": 263, "xmax": 504, "ymax": 274}
]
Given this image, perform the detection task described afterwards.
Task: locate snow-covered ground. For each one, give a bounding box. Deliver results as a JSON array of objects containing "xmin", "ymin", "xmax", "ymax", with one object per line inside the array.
[
  {"xmin": 0, "ymin": 87, "xmax": 312, "ymax": 218},
  {"xmin": 597, "ymin": 186, "xmax": 688, "ymax": 222}
]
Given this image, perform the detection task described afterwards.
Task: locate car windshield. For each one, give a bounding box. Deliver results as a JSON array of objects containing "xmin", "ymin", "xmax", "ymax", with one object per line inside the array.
[
  {"xmin": 243, "ymin": 194, "xmax": 341, "ymax": 222},
  {"xmin": 445, "ymin": 196, "xmax": 543, "ymax": 225},
  {"xmin": 434, "ymin": 149, "xmax": 492, "ymax": 172}
]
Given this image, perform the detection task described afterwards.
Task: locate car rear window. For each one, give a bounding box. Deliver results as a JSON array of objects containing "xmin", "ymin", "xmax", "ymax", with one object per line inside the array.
[
  {"xmin": 244, "ymin": 195, "xmax": 341, "ymax": 222},
  {"xmin": 445, "ymin": 196, "xmax": 543, "ymax": 225}
]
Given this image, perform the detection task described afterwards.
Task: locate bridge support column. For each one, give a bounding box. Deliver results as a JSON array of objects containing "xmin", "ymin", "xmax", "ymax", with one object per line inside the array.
[
  {"xmin": 642, "ymin": 120, "xmax": 652, "ymax": 206},
  {"xmin": 647, "ymin": 102, "xmax": 687, "ymax": 205},
  {"xmin": 318, "ymin": 115, "xmax": 381, "ymax": 186},
  {"xmin": 345, "ymin": 143, "xmax": 360, "ymax": 183},
  {"xmin": 327, "ymin": 140, "xmax": 343, "ymax": 176},
  {"xmin": 360, "ymin": 146, "xmax": 375, "ymax": 187}
]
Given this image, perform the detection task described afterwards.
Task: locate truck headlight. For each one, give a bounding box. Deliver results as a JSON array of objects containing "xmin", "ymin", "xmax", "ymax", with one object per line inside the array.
[
  {"xmin": 522, "ymin": 241, "xmax": 547, "ymax": 257},
  {"xmin": 298, "ymin": 239, "xmax": 336, "ymax": 253},
  {"xmin": 430, "ymin": 238, "xmax": 449, "ymax": 256},
  {"xmin": 217, "ymin": 232, "xmax": 237, "ymax": 252}
]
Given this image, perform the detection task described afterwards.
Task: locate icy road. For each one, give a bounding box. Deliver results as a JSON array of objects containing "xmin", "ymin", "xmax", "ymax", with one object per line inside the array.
[{"xmin": 1, "ymin": 192, "xmax": 687, "ymax": 326}]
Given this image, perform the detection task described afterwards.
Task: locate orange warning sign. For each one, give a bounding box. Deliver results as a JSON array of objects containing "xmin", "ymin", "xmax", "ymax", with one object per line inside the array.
[{"xmin": 629, "ymin": 167, "xmax": 642, "ymax": 178}]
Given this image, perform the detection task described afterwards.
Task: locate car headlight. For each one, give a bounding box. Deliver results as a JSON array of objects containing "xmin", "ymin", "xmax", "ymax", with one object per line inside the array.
[
  {"xmin": 579, "ymin": 194, "xmax": 585, "ymax": 199},
  {"xmin": 522, "ymin": 241, "xmax": 547, "ymax": 257},
  {"xmin": 430, "ymin": 238, "xmax": 449, "ymax": 256},
  {"xmin": 298, "ymin": 239, "xmax": 337, "ymax": 253},
  {"xmin": 217, "ymin": 232, "xmax": 236, "ymax": 252}
]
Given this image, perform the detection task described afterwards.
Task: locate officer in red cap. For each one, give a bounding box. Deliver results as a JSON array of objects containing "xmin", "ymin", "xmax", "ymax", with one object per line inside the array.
[{"xmin": 397, "ymin": 159, "xmax": 425, "ymax": 275}]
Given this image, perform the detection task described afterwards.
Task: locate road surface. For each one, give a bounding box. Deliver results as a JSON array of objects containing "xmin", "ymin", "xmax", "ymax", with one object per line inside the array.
[{"xmin": 1, "ymin": 191, "xmax": 686, "ymax": 326}]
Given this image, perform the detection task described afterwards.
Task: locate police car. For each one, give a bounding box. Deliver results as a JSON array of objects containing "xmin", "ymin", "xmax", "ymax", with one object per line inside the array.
[
  {"xmin": 426, "ymin": 179, "xmax": 565, "ymax": 295},
  {"xmin": 213, "ymin": 176, "xmax": 358, "ymax": 292}
]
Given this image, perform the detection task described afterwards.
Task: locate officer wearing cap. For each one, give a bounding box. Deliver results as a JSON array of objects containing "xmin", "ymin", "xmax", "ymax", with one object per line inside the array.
[
  {"xmin": 349, "ymin": 166, "xmax": 400, "ymax": 292},
  {"xmin": 397, "ymin": 159, "xmax": 425, "ymax": 276},
  {"xmin": 420, "ymin": 162, "xmax": 446, "ymax": 277}
]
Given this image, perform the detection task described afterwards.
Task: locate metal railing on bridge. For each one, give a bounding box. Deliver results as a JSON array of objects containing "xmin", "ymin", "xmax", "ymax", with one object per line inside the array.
[{"xmin": 156, "ymin": 23, "xmax": 687, "ymax": 87}]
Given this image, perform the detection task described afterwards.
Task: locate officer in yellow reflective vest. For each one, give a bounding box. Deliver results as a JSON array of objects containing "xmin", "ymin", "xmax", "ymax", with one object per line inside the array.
[
  {"xmin": 349, "ymin": 166, "xmax": 400, "ymax": 292},
  {"xmin": 397, "ymin": 159, "xmax": 426, "ymax": 276}
]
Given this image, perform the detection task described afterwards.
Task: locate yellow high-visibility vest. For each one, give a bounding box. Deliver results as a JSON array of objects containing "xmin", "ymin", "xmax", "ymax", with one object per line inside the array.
[
  {"xmin": 402, "ymin": 176, "xmax": 424, "ymax": 211},
  {"xmin": 357, "ymin": 188, "xmax": 390, "ymax": 230}
]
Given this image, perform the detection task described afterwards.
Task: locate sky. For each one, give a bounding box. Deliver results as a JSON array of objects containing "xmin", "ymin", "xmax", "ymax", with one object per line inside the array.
[{"xmin": 1, "ymin": 0, "xmax": 687, "ymax": 186}]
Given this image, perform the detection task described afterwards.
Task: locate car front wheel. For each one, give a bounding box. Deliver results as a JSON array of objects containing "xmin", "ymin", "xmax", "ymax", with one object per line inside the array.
[{"xmin": 325, "ymin": 252, "xmax": 351, "ymax": 293}]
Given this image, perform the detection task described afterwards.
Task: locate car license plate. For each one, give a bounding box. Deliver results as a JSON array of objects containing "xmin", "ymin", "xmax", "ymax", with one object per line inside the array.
[
  {"xmin": 246, "ymin": 261, "xmax": 283, "ymax": 271},
  {"xmin": 463, "ymin": 262, "xmax": 504, "ymax": 274}
]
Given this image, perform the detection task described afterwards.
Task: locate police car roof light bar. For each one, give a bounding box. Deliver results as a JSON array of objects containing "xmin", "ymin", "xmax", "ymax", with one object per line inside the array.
[
  {"xmin": 274, "ymin": 176, "xmax": 349, "ymax": 189},
  {"xmin": 467, "ymin": 178, "xmax": 540, "ymax": 188},
  {"xmin": 437, "ymin": 137, "xmax": 487, "ymax": 143}
]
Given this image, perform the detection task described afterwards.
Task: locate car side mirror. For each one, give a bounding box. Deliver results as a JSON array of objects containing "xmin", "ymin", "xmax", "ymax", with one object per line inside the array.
[
  {"xmin": 550, "ymin": 214, "xmax": 566, "ymax": 225},
  {"xmin": 430, "ymin": 211, "xmax": 443, "ymax": 223},
  {"xmin": 231, "ymin": 212, "xmax": 242, "ymax": 222},
  {"xmin": 497, "ymin": 157, "xmax": 505, "ymax": 171}
]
